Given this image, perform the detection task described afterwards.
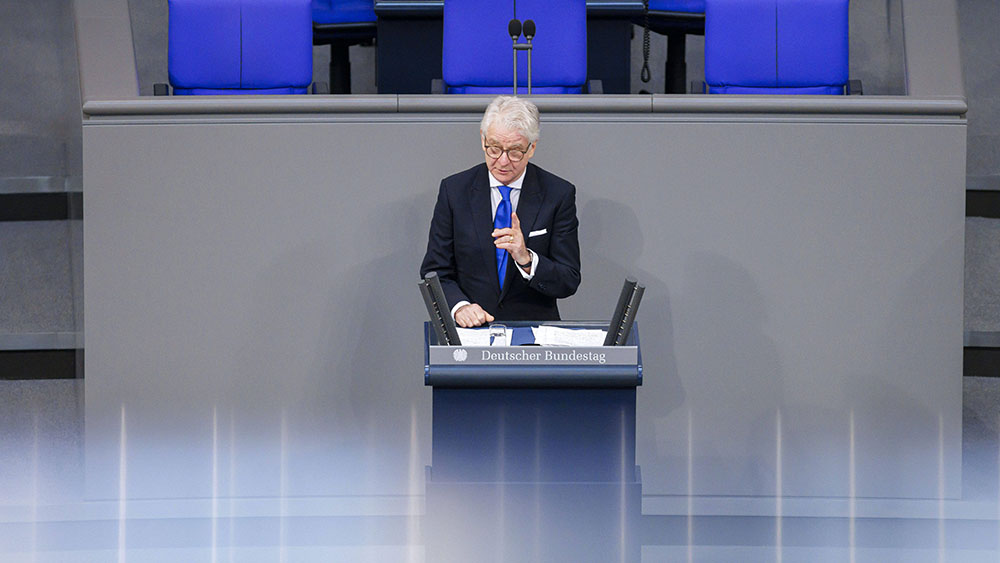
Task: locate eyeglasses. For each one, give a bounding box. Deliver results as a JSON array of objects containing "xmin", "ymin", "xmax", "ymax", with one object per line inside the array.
[{"xmin": 484, "ymin": 144, "xmax": 531, "ymax": 162}]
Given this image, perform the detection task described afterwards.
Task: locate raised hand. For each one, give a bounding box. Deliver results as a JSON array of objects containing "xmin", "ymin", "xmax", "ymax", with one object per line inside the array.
[{"xmin": 492, "ymin": 211, "xmax": 531, "ymax": 266}]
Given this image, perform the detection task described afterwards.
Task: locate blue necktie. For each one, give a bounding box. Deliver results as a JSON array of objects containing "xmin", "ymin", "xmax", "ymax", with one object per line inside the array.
[{"xmin": 494, "ymin": 185, "xmax": 513, "ymax": 289}]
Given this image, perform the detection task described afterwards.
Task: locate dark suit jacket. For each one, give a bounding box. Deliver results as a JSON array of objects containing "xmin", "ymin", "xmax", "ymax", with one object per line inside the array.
[{"xmin": 420, "ymin": 162, "xmax": 581, "ymax": 321}]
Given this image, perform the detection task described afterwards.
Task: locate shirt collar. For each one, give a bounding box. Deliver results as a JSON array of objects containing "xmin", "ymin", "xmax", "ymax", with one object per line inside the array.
[{"xmin": 487, "ymin": 168, "xmax": 526, "ymax": 190}]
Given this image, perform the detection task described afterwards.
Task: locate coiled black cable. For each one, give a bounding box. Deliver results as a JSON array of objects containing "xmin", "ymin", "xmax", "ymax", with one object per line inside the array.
[{"xmin": 640, "ymin": 0, "xmax": 651, "ymax": 83}]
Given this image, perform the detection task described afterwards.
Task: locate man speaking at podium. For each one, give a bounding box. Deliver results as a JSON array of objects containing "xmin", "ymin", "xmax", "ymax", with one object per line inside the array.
[{"xmin": 420, "ymin": 96, "xmax": 581, "ymax": 328}]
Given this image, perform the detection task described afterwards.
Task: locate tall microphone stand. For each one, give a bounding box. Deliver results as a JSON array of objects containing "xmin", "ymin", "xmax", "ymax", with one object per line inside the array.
[
  {"xmin": 508, "ymin": 19, "xmax": 522, "ymax": 95},
  {"xmin": 508, "ymin": 19, "xmax": 535, "ymax": 95},
  {"xmin": 522, "ymin": 20, "xmax": 535, "ymax": 95}
]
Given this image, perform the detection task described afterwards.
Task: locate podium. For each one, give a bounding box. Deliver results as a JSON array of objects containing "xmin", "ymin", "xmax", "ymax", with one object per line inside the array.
[{"xmin": 424, "ymin": 321, "xmax": 643, "ymax": 562}]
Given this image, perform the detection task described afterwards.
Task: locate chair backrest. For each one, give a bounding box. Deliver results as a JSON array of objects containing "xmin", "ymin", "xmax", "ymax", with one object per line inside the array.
[
  {"xmin": 647, "ymin": 0, "xmax": 705, "ymax": 14},
  {"xmin": 442, "ymin": 0, "xmax": 587, "ymax": 95},
  {"xmin": 704, "ymin": 0, "xmax": 848, "ymax": 95},
  {"xmin": 311, "ymin": 0, "xmax": 375, "ymax": 25},
  {"xmin": 169, "ymin": 0, "xmax": 313, "ymax": 95}
]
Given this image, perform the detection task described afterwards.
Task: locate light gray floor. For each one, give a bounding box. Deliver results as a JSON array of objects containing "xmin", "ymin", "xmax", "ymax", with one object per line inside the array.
[
  {"xmin": 0, "ymin": 380, "xmax": 84, "ymax": 504},
  {"xmin": 3, "ymin": 375, "xmax": 995, "ymax": 505},
  {"xmin": 0, "ymin": 377, "xmax": 996, "ymax": 503}
]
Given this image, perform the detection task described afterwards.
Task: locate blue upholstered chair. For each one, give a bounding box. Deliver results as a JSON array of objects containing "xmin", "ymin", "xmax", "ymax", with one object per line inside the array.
[
  {"xmin": 441, "ymin": 0, "xmax": 588, "ymax": 94},
  {"xmin": 312, "ymin": 0, "xmax": 374, "ymax": 25},
  {"xmin": 168, "ymin": 0, "xmax": 313, "ymax": 95},
  {"xmin": 704, "ymin": 0, "xmax": 850, "ymax": 95},
  {"xmin": 638, "ymin": 0, "xmax": 706, "ymax": 93},
  {"xmin": 311, "ymin": 0, "xmax": 376, "ymax": 94}
]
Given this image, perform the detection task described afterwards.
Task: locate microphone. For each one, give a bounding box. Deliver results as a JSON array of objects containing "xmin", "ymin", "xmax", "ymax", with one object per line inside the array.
[
  {"xmin": 508, "ymin": 19, "xmax": 522, "ymax": 94},
  {"xmin": 508, "ymin": 19, "xmax": 522, "ymax": 41},
  {"xmin": 522, "ymin": 20, "xmax": 535, "ymax": 95},
  {"xmin": 522, "ymin": 19, "xmax": 535, "ymax": 40}
]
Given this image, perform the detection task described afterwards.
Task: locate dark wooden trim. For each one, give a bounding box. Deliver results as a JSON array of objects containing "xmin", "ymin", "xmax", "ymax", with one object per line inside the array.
[
  {"xmin": 0, "ymin": 192, "xmax": 82, "ymax": 222},
  {"xmin": 0, "ymin": 350, "xmax": 82, "ymax": 380},
  {"xmin": 0, "ymin": 346, "xmax": 991, "ymax": 379},
  {"xmin": 967, "ymin": 189, "xmax": 1000, "ymax": 219},
  {"xmin": 964, "ymin": 347, "xmax": 1000, "ymax": 378}
]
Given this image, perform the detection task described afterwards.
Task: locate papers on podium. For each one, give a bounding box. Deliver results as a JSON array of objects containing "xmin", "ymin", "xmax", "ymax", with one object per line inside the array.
[
  {"xmin": 456, "ymin": 327, "xmax": 511, "ymax": 347},
  {"xmin": 532, "ymin": 326, "xmax": 607, "ymax": 347},
  {"xmin": 456, "ymin": 326, "xmax": 608, "ymax": 347}
]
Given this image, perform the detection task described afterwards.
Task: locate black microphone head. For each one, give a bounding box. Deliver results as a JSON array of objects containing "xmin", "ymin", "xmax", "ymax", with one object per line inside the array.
[
  {"xmin": 508, "ymin": 19, "xmax": 522, "ymax": 41},
  {"xmin": 522, "ymin": 19, "xmax": 536, "ymax": 39}
]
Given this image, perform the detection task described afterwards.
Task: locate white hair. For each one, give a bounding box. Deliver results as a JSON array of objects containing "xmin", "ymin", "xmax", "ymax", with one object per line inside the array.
[{"xmin": 480, "ymin": 96, "xmax": 540, "ymax": 145}]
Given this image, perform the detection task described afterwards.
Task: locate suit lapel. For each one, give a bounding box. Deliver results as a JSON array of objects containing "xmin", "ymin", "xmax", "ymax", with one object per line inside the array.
[
  {"xmin": 515, "ymin": 164, "xmax": 542, "ymax": 243},
  {"xmin": 468, "ymin": 165, "xmax": 501, "ymax": 296},
  {"xmin": 499, "ymin": 164, "xmax": 542, "ymax": 302}
]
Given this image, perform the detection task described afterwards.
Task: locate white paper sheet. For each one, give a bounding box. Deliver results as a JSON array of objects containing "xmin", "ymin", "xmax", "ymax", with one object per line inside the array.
[
  {"xmin": 531, "ymin": 326, "xmax": 608, "ymax": 347},
  {"xmin": 456, "ymin": 327, "xmax": 511, "ymax": 347}
]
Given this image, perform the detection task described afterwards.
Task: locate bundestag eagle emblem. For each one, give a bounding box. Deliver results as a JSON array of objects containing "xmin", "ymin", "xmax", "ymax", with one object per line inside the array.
[{"xmin": 452, "ymin": 349, "xmax": 468, "ymax": 362}]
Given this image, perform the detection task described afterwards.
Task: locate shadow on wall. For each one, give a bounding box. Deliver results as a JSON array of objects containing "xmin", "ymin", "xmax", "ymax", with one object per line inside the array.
[
  {"xmin": 575, "ymin": 198, "xmax": 686, "ymax": 472},
  {"xmin": 847, "ymin": 226, "xmax": 963, "ymax": 499},
  {"xmin": 229, "ymin": 192, "xmax": 433, "ymax": 497},
  {"xmin": 672, "ymin": 251, "xmax": 784, "ymax": 495}
]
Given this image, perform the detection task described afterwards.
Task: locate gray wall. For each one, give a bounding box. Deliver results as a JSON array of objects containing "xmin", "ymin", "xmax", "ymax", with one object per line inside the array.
[
  {"xmin": 0, "ymin": 0, "xmax": 82, "ymax": 182},
  {"xmin": 83, "ymin": 108, "xmax": 965, "ymax": 503},
  {"xmin": 959, "ymin": 0, "xmax": 1000, "ymax": 182},
  {"xmin": 78, "ymin": 0, "xmax": 969, "ymax": 510},
  {"xmin": 0, "ymin": 0, "xmax": 83, "ymax": 351}
]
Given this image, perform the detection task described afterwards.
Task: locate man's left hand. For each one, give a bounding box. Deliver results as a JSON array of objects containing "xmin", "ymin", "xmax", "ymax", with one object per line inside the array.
[{"xmin": 492, "ymin": 212, "xmax": 531, "ymax": 266}]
